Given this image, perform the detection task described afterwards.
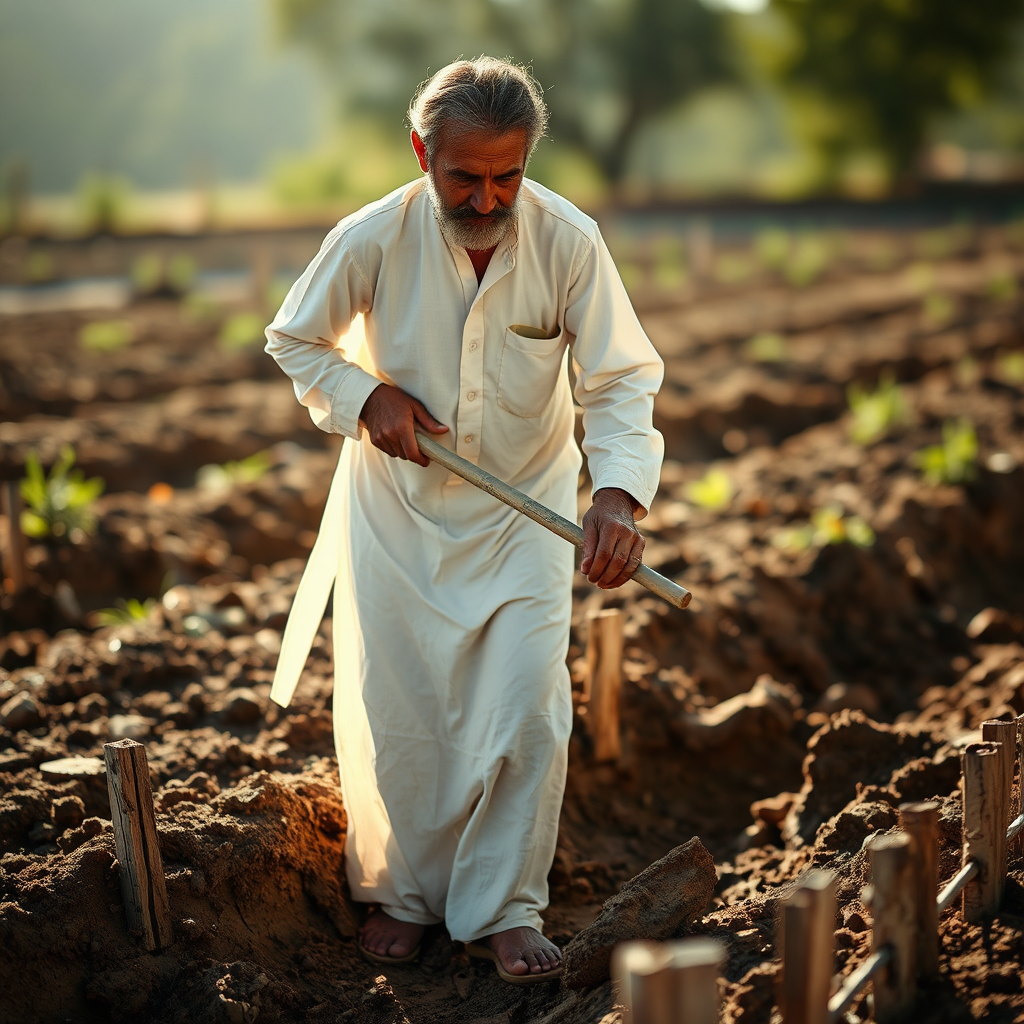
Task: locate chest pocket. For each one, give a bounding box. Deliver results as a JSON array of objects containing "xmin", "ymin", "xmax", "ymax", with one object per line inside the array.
[{"xmin": 497, "ymin": 324, "xmax": 565, "ymax": 419}]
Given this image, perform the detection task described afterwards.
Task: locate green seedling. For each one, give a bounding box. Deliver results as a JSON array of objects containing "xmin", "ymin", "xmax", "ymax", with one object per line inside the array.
[
  {"xmin": 91, "ymin": 597, "xmax": 156, "ymax": 627},
  {"xmin": 166, "ymin": 254, "xmax": 197, "ymax": 294},
  {"xmin": 132, "ymin": 252, "xmax": 163, "ymax": 294},
  {"xmin": 987, "ymin": 270, "xmax": 1017, "ymax": 302},
  {"xmin": 923, "ymin": 291, "xmax": 954, "ymax": 325},
  {"xmin": 847, "ymin": 373, "xmax": 908, "ymax": 445},
  {"xmin": 744, "ymin": 332, "xmax": 788, "ymax": 363},
  {"xmin": 773, "ymin": 504, "xmax": 875, "ymax": 552},
  {"xmin": 685, "ymin": 468, "xmax": 734, "ymax": 512},
  {"xmin": 80, "ymin": 319, "xmax": 133, "ymax": 352},
  {"xmin": 652, "ymin": 237, "xmax": 687, "ymax": 290},
  {"xmin": 196, "ymin": 450, "xmax": 273, "ymax": 492},
  {"xmin": 219, "ymin": 312, "xmax": 266, "ymax": 351},
  {"xmin": 26, "ymin": 251, "xmax": 54, "ymax": 283},
  {"xmin": 913, "ymin": 419, "xmax": 977, "ymax": 485},
  {"xmin": 715, "ymin": 253, "xmax": 754, "ymax": 284},
  {"xmin": 997, "ymin": 351, "xmax": 1024, "ymax": 384},
  {"xmin": 754, "ymin": 228, "xmax": 790, "ymax": 269},
  {"xmin": 784, "ymin": 235, "xmax": 830, "ymax": 287},
  {"xmin": 20, "ymin": 446, "xmax": 105, "ymax": 541}
]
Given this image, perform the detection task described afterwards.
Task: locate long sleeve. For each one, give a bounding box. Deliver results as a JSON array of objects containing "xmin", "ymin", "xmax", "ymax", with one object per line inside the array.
[
  {"xmin": 564, "ymin": 230, "xmax": 665, "ymax": 516},
  {"xmin": 264, "ymin": 225, "xmax": 381, "ymax": 439}
]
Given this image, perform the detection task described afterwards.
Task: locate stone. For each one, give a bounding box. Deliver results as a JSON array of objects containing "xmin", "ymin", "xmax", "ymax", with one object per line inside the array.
[
  {"xmin": 107, "ymin": 714, "xmax": 153, "ymax": 741},
  {"xmin": 560, "ymin": 837, "xmax": 717, "ymax": 990},
  {"xmin": 51, "ymin": 795, "xmax": 86, "ymax": 831},
  {"xmin": 222, "ymin": 688, "xmax": 262, "ymax": 725},
  {"xmin": 0, "ymin": 692, "xmax": 44, "ymax": 731}
]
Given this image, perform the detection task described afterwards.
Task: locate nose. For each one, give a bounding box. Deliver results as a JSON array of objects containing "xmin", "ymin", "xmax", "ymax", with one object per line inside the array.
[{"xmin": 471, "ymin": 180, "xmax": 497, "ymax": 215}]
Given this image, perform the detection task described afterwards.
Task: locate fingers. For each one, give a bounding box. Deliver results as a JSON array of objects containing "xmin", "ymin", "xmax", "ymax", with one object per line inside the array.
[
  {"xmin": 587, "ymin": 522, "xmax": 645, "ymax": 588},
  {"xmin": 580, "ymin": 513, "xmax": 599, "ymax": 575},
  {"xmin": 412, "ymin": 401, "xmax": 449, "ymax": 434}
]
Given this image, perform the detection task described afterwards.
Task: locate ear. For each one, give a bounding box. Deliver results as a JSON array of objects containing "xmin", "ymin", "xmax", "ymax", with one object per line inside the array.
[{"xmin": 410, "ymin": 130, "xmax": 429, "ymax": 174}]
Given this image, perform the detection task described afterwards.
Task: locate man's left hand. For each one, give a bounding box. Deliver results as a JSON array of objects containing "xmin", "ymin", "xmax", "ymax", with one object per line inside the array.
[{"xmin": 580, "ymin": 488, "xmax": 645, "ymax": 589}]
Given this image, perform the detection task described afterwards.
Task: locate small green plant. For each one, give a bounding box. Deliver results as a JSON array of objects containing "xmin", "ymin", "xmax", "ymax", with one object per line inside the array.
[
  {"xmin": 744, "ymin": 332, "xmax": 788, "ymax": 363},
  {"xmin": 996, "ymin": 351, "xmax": 1024, "ymax": 384},
  {"xmin": 20, "ymin": 447, "xmax": 105, "ymax": 540},
  {"xmin": 923, "ymin": 291, "xmax": 954, "ymax": 325},
  {"xmin": 715, "ymin": 253, "xmax": 754, "ymax": 284},
  {"xmin": 80, "ymin": 319, "xmax": 134, "ymax": 352},
  {"xmin": 987, "ymin": 270, "xmax": 1018, "ymax": 302},
  {"xmin": 219, "ymin": 312, "xmax": 266, "ymax": 351},
  {"xmin": 754, "ymin": 228, "xmax": 790, "ymax": 268},
  {"xmin": 196, "ymin": 450, "xmax": 273, "ymax": 491},
  {"xmin": 784, "ymin": 235, "xmax": 830, "ymax": 287},
  {"xmin": 685, "ymin": 468, "xmax": 734, "ymax": 511},
  {"xmin": 91, "ymin": 597, "xmax": 156, "ymax": 627},
  {"xmin": 78, "ymin": 173, "xmax": 130, "ymax": 234},
  {"xmin": 847, "ymin": 373, "xmax": 908, "ymax": 445},
  {"xmin": 772, "ymin": 504, "xmax": 875, "ymax": 552},
  {"xmin": 26, "ymin": 250, "xmax": 54, "ymax": 283},
  {"xmin": 652, "ymin": 237, "xmax": 687, "ymax": 290},
  {"xmin": 913, "ymin": 419, "xmax": 977, "ymax": 485}
]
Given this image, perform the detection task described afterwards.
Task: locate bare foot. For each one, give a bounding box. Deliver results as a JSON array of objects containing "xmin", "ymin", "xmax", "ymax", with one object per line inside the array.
[
  {"xmin": 359, "ymin": 909, "xmax": 424, "ymax": 959},
  {"xmin": 484, "ymin": 926, "xmax": 562, "ymax": 977}
]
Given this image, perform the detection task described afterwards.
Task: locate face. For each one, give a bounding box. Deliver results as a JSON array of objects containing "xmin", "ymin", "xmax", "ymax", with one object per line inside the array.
[{"xmin": 413, "ymin": 127, "xmax": 528, "ymax": 251}]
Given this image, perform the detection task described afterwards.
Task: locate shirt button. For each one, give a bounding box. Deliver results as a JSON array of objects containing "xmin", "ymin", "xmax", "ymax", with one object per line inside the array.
[
  {"xmin": 464, "ymin": 434, "xmax": 474, "ymax": 443},
  {"xmin": 469, "ymin": 341, "xmax": 478, "ymax": 351},
  {"xmin": 467, "ymin": 391, "xmax": 476, "ymax": 401}
]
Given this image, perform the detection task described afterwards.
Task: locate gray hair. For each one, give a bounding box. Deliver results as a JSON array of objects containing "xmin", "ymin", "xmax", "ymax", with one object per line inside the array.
[{"xmin": 408, "ymin": 57, "xmax": 548, "ymax": 163}]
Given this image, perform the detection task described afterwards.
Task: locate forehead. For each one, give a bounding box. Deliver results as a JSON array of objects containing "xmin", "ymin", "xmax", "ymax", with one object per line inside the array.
[{"xmin": 435, "ymin": 127, "xmax": 528, "ymax": 171}]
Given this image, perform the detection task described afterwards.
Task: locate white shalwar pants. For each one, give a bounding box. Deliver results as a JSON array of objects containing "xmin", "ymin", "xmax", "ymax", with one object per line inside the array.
[{"xmin": 331, "ymin": 437, "xmax": 575, "ymax": 942}]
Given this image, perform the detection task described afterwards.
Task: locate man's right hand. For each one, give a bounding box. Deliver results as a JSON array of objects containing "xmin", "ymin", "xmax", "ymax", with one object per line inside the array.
[{"xmin": 359, "ymin": 383, "xmax": 448, "ymax": 467}]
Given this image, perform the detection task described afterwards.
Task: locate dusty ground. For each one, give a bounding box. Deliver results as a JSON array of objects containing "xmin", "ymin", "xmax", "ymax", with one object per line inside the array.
[{"xmin": 1, "ymin": 221, "xmax": 1023, "ymax": 1023}]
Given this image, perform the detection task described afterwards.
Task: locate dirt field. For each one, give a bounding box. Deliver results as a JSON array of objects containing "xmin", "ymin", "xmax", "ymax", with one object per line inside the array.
[{"xmin": 1, "ymin": 221, "xmax": 1023, "ymax": 1023}]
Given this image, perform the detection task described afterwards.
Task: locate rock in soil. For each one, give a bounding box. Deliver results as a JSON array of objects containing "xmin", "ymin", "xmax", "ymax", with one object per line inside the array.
[{"xmin": 561, "ymin": 837, "xmax": 717, "ymax": 989}]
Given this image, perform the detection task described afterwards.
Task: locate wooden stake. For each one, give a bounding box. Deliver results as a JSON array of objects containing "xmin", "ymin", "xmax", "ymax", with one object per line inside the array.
[
  {"xmin": 899, "ymin": 801, "xmax": 940, "ymax": 978},
  {"xmin": 981, "ymin": 720, "xmax": 1015, "ymax": 880},
  {"xmin": 585, "ymin": 608, "xmax": 624, "ymax": 763},
  {"xmin": 1014, "ymin": 716, "xmax": 1023, "ymax": 857},
  {"xmin": 614, "ymin": 937, "xmax": 724, "ymax": 1024},
  {"xmin": 103, "ymin": 739, "xmax": 173, "ymax": 951},
  {"xmin": 779, "ymin": 870, "xmax": 836, "ymax": 1024},
  {"xmin": 2, "ymin": 480, "xmax": 27, "ymax": 593},
  {"xmin": 865, "ymin": 832, "xmax": 917, "ymax": 1023},
  {"xmin": 961, "ymin": 741, "xmax": 1007, "ymax": 923}
]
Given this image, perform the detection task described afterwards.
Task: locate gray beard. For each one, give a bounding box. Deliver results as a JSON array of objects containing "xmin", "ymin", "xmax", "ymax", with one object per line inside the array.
[{"xmin": 425, "ymin": 173, "xmax": 518, "ymax": 251}]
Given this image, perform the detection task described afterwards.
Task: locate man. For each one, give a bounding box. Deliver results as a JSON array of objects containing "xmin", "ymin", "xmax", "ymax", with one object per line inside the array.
[{"xmin": 265, "ymin": 57, "xmax": 663, "ymax": 983}]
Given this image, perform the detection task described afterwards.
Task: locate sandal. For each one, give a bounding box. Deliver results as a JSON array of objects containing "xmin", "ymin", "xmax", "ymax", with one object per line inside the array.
[
  {"xmin": 357, "ymin": 908, "xmax": 423, "ymax": 965},
  {"xmin": 464, "ymin": 941, "xmax": 562, "ymax": 985}
]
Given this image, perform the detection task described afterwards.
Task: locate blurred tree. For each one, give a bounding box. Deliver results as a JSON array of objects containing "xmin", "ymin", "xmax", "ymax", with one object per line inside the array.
[
  {"xmin": 272, "ymin": 0, "xmax": 734, "ymax": 185},
  {"xmin": 770, "ymin": 0, "xmax": 1024, "ymax": 183}
]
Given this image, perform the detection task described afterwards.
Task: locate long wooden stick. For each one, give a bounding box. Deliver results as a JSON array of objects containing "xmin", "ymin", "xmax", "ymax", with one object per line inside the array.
[{"xmin": 415, "ymin": 431, "xmax": 692, "ymax": 610}]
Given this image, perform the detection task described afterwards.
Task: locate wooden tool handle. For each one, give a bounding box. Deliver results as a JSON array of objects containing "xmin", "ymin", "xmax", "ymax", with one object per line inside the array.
[{"xmin": 415, "ymin": 431, "xmax": 692, "ymax": 610}]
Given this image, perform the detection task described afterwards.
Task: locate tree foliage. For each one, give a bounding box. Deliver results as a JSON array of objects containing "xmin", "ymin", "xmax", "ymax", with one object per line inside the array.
[
  {"xmin": 272, "ymin": 0, "xmax": 734, "ymax": 184},
  {"xmin": 771, "ymin": 0, "xmax": 1024, "ymax": 179}
]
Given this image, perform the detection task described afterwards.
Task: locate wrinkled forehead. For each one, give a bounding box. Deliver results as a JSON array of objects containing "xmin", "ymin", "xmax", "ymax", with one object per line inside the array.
[{"xmin": 432, "ymin": 126, "xmax": 530, "ymax": 173}]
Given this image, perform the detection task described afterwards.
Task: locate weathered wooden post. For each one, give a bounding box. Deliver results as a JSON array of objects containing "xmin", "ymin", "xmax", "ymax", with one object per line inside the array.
[
  {"xmin": 614, "ymin": 938, "xmax": 724, "ymax": 1024},
  {"xmin": 103, "ymin": 739, "xmax": 173, "ymax": 951},
  {"xmin": 585, "ymin": 608, "xmax": 624, "ymax": 763},
  {"xmin": 899, "ymin": 801, "xmax": 940, "ymax": 977},
  {"xmin": 981, "ymin": 720, "xmax": 1015, "ymax": 879},
  {"xmin": 961, "ymin": 741, "xmax": 1007, "ymax": 922},
  {"xmin": 865, "ymin": 832, "xmax": 917, "ymax": 1023},
  {"xmin": 779, "ymin": 870, "xmax": 836, "ymax": 1024},
  {"xmin": 2, "ymin": 479, "xmax": 27, "ymax": 593},
  {"xmin": 1014, "ymin": 716, "xmax": 1024, "ymax": 857}
]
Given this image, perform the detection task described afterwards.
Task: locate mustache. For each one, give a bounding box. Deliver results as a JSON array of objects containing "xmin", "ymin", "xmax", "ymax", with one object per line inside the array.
[{"xmin": 447, "ymin": 203, "xmax": 514, "ymax": 222}]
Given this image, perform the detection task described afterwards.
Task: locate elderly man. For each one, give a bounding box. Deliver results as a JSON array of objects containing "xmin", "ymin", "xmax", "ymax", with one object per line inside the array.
[{"xmin": 265, "ymin": 57, "xmax": 663, "ymax": 983}]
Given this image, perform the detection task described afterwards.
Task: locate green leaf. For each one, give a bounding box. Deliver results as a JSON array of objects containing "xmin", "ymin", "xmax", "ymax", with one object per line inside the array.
[{"xmin": 685, "ymin": 468, "xmax": 734, "ymax": 511}]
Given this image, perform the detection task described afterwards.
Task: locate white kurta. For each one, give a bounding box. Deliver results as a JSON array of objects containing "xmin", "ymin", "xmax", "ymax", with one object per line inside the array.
[{"xmin": 265, "ymin": 177, "xmax": 663, "ymax": 941}]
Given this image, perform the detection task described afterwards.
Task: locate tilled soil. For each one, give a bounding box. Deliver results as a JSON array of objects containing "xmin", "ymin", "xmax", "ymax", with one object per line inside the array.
[{"xmin": 1, "ymin": 224, "xmax": 1023, "ymax": 1023}]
